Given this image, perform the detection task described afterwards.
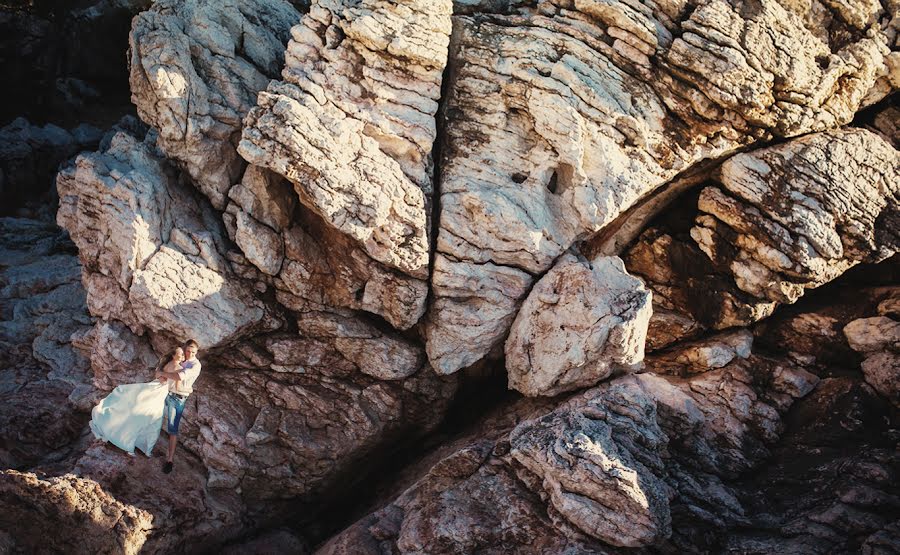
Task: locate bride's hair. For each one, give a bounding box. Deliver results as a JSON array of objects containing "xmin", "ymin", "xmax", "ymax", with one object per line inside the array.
[{"xmin": 154, "ymin": 347, "xmax": 184, "ymax": 373}]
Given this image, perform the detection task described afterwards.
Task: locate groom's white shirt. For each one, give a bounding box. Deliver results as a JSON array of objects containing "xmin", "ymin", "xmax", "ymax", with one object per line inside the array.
[{"xmin": 170, "ymin": 358, "xmax": 201, "ymax": 396}]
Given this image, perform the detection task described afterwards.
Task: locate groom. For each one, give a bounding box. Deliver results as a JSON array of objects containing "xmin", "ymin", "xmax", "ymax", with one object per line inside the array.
[{"xmin": 156, "ymin": 339, "xmax": 202, "ymax": 474}]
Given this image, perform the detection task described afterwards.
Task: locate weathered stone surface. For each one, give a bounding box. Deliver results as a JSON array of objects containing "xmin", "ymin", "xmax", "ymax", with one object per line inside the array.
[
  {"xmin": 425, "ymin": 254, "xmax": 532, "ymax": 374},
  {"xmin": 185, "ymin": 309, "xmax": 457, "ymax": 504},
  {"xmin": 322, "ymin": 350, "xmax": 819, "ymax": 551},
  {"xmin": 239, "ymin": 0, "xmax": 452, "ymax": 283},
  {"xmin": 274, "ymin": 204, "xmax": 429, "ymax": 330},
  {"xmin": 845, "ymin": 310, "xmax": 900, "ymax": 406},
  {"xmin": 505, "ymin": 254, "xmax": 652, "ymax": 396},
  {"xmin": 426, "ymin": 0, "xmax": 894, "ymax": 373},
  {"xmin": 0, "ymin": 218, "xmax": 93, "ymax": 468},
  {"xmin": 626, "ymin": 128, "xmax": 899, "ymax": 348},
  {"xmin": 129, "ymin": 0, "xmax": 302, "ymax": 208},
  {"xmin": 0, "ymin": 470, "xmax": 153, "ymax": 555},
  {"xmin": 692, "ymin": 128, "xmax": 899, "ymax": 306},
  {"xmin": 726, "ymin": 377, "xmax": 900, "ymax": 553},
  {"xmin": 57, "ymin": 128, "xmax": 273, "ymax": 349}
]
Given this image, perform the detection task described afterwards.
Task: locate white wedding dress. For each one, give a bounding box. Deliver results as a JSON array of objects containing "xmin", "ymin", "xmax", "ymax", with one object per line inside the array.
[{"xmin": 89, "ymin": 381, "xmax": 170, "ymax": 456}]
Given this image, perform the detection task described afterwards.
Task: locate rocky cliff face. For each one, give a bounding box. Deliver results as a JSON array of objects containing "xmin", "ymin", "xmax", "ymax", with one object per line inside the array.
[{"xmin": 0, "ymin": 0, "xmax": 898, "ymax": 552}]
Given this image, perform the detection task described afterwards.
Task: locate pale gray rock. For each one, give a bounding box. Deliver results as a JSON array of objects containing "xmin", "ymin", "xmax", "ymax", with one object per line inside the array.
[
  {"xmin": 505, "ymin": 254, "xmax": 652, "ymax": 396},
  {"xmin": 129, "ymin": 0, "xmax": 302, "ymax": 208},
  {"xmin": 239, "ymin": 0, "xmax": 453, "ymax": 282},
  {"xmin": 234, "ymin": 210, "xmax": 284, "ymax": 276},
  {"xmin": 274, "ymin": 206, "xmax": 430, "ymax": 330},
  {"xmin": 426, "ymin": 0, "xmax": 894, "ymax": 374},
  {"xmin": 57, "ymin": 129, "xmax": 273, "ymax": 349}
]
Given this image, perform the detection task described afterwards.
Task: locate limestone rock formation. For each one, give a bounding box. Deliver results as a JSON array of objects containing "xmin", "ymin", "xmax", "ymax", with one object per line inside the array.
[
  {"xmin": 0, "ymin": 470, "xmax": 153, "ymax": 555},
  {"xmin": 0, "ymin": 218, "xmax": 93, "ymax": 468},
  {"xmin": 129, "ymin": 0, "xmax": 302, "ymax": 208},
  {"xmin": 187, "ymin": 311, "xmax": 456, "ymax": 503},
  {"xmin": 626, "ymin": 128, "xmax": 899, "ymax": 348},
  {"xmin": 321, "ymin": 348, "xmax": 821, "ymax": 552},
  {"xmin": 57, "ymin": 127, "xmax": 274, "ymax": 349},
  {"xmin": 644, "ymin": 329, "xmax": 753, "ymax": 375},
  {"xmin": 844, "ymin": 294, "xmax": 900, "ymax": 406},
  {"xmin": 2, "ymin": 0, "xmax": 899, "ymax": 551},
  {"xmin": 505, "ymin": 254, "xmax": 652, "ymax": 396},
  {"xmin": 692, "ymin": 128, "xmax": 899, "ymax": 306},
  {"xmin": 238, "ymin": 0, "xmax": 452, "ymax": 283},
  {"xmin": 52, "ymin": 121, "xmax": 457, "ymax": 527},
  {"xmin": 425, "ymin": 0, "xmax": 896, "ymax": 374},
  {"xmin": 0, "ymin": 117, "xmax": 102, "ymax": 215}
]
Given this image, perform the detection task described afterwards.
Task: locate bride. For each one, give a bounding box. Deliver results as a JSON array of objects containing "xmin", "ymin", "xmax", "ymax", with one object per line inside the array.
[{"xmin": 89, "ymin": 347, "xmax": 185, "ymax": 456}]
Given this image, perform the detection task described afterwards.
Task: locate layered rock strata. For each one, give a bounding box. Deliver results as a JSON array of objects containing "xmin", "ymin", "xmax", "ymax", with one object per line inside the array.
[
  {"xmin": 129, "ymin": 0, "xmax": 302, "ymax": 208},
  {"xmin": 238, "ymin": 0, "xmax": 453, "ymax": 330},
  {"xmin": 425, "ymin": 0, "xmax": 896, "ymax": 374},
  {"xmin": 626, "ymin": 127, "xmax": 899, "ymax": 348},
  {"xmin": 0, "ymin": 218, "xmax": 93, "ymax": 468},
  {"xmin": 321, "ymin": 347, "xmax": 821, "ymax": 552}
]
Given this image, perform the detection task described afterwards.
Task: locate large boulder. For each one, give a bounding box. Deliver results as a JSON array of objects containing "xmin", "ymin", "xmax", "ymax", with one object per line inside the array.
[
  {"xmin": 505, "ymin": 254, "xmax": 652, "ymax": 396},
  {"xmin": 56, "ymin": 127, "xmax": 274, "ymax": 349},
  {"xmin": 129, "ymin": 0, "xmax": 302, "ymax": 208}
]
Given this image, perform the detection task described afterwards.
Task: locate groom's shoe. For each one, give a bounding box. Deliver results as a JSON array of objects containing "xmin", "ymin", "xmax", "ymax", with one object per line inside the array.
[{"xmin": 163, "ymin": 461, "xmax": 173, "ymax": 474}]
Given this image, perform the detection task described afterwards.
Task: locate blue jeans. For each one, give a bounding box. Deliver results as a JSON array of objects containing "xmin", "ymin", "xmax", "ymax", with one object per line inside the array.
[{"xmin": 164, "ymin": 393, "xmax": 187, "ymax": 435}]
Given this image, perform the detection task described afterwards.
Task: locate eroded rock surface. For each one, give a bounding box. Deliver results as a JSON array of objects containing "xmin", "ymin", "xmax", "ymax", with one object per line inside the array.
[
  {"xmin": 844, "ymin": 291, "xmax": 900, "ymax": 406},
  {"xmin": 321, "ymin": 348, "xmax": 820, "ymax": 552},
  {"xmin": 129, "ymin": 0, "xmax": 302, "ymax": 208},
  {"xmin": 0, "ymin": 218, "xmax": 93, "ymax": 468},
  {"xmin": 239, "ymin": 0, "xmax": 452, "ymax": 283},
  {"xmin": 57, "ymin": 127, "xmax": 273, "ymax": 349},
  {"xmin": 505, "ymin": 254, "xmax": 652, "ymax": 396},
  {"xmin": 626, "ymin": 128, "xmax": 899, "ymax": 348},
  {"xmin": 425, "ymin": 0, "xmax": 897, "ymax": 374},
  {"xmin": 0, "ymin": 470, "xmax": 153, "ymax": 555}
]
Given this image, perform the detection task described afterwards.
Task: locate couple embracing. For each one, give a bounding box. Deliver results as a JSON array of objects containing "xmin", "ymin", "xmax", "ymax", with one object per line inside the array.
[{"xmin": 89, "ymin": 339, "xmax": 202, "ymax": 474}]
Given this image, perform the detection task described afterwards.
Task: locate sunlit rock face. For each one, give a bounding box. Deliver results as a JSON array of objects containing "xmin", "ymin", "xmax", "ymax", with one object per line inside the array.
[
  {"xmin": 424, "ymin": 0, "xmax": 894, "ymax": 375},
  {"xmin": 239, "ymin": 0, "xmax": 453, "ymax": 320},
  {"xmin": 625, "ymin": 128, "xmax": 899, "ymax": 349},
  {"xmin": 57, "ymin": 127, "xmax": 274, "ymax": 350},
  {"xmin": 505, "ymin": 254, "xmax": 652, "ymax": 397},
  {"xmin": 129, "ymin": 0, "xmax": 302, "ymax": 209}
]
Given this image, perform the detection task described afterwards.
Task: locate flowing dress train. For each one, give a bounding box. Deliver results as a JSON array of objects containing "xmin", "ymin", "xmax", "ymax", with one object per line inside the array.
[{"xmin": 89, "ymin": 381, "xmax": 170, "ymax": 456}]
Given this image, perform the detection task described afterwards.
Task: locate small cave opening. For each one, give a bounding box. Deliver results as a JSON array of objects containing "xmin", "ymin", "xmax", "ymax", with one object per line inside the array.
[{"xmin": 546, "ymin": 163, "xmax": 574, "ymax": 195}]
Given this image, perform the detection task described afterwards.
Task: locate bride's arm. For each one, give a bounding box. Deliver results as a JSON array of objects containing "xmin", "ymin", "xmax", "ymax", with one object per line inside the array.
[{"xmin": 156, "ymin": 361, "xmax": 183, "ymax": 384}]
